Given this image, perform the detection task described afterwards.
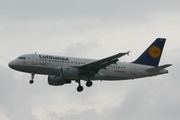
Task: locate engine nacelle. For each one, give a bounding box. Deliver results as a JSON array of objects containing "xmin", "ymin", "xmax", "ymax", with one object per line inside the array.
[
  {"xmin": 48, "ymin": 75, "xmax": 71, "ymax": 86},
  {"xmin": 60, "ymin": 66, "xmax": 79, "ymax": 79}
]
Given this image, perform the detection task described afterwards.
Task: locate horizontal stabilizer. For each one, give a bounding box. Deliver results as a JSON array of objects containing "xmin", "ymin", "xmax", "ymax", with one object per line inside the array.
[{"xmin": 146, "ymin": 64, "xmax": 172, "ymax": 72}]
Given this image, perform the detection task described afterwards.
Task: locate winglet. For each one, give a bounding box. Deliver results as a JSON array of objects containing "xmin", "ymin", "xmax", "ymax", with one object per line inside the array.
[
  {"xmin": 116, "ymin": 51, "xmax": 130, "ymax": 58},
  {"xmin": 126, "ymin": 51, "xmax": 130, "ymax": 56}
]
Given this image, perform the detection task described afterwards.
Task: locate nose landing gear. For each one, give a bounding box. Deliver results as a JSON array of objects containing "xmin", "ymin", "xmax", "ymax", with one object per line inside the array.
[{"xmin": 29, "ymin": 73, "xmax": 35, "ymax": 84}]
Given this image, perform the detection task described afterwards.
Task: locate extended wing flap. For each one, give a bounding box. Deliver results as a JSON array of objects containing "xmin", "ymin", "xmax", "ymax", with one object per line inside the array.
[{"xmin": 146, "ymin": 64, "xmax": 172, "ymax": 72}]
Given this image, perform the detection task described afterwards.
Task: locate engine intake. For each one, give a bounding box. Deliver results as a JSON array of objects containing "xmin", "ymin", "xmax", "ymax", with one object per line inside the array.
[{"xmin": 48, "ymin": 75, "xmax": 71, "ymax": 86}]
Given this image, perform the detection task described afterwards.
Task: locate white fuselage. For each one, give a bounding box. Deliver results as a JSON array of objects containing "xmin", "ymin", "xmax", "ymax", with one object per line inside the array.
[{"xmin": 8, "ymin": 54, "xmax": 168, "ymax": 81}]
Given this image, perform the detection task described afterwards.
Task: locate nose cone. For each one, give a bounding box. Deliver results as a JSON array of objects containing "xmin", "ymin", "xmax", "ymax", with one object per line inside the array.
[
  {"xmin": 8, "ymin": 60, "xmax": 16, "ymax": 69},
  {"xmin": 8, "ymin": 61, "xmax": 13, "ymax": 68}
]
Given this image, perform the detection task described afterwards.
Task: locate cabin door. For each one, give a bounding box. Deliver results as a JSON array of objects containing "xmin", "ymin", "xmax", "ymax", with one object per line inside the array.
[{"xmin": 32, "ymin": 54, "xmax": 38, "ymax": 65}]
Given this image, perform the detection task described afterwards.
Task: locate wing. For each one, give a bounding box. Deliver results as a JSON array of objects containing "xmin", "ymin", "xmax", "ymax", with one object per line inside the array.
[{"xmin": 78, "ymin": 51, "xmax": 130, "ymax": 76}]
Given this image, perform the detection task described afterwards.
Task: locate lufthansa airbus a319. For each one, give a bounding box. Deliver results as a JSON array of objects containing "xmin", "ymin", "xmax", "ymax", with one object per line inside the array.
[{"xmin": 8, "ymin": 38, "xmax": 172, "ymax": 92}]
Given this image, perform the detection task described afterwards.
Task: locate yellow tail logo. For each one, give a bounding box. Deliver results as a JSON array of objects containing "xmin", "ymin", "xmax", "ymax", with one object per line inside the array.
[{"xmin": 149, "ymin": 46, "xmax": 161, "ymax": 58}]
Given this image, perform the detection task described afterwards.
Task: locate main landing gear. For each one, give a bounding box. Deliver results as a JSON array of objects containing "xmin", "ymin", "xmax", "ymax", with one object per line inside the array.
[
  {"xmin": 29, "ymin": 73, "xmax": 35, "ymax": 84},
  {"xmin": 76, "ymin": 79, "xmax": 83, "ymax": 92},
  {"xmin": 86, "ymin": 80, "xmax": 93, "ymax": 87},
  {"xmin": 76, "ymin": 79, "xmax": 93, "ymax": 92}
]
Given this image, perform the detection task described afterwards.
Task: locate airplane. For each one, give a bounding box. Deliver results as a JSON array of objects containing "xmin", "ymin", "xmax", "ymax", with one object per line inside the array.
[{"xmin": 8, "ymin": 38, "xmax": 172, "ymax": 92}]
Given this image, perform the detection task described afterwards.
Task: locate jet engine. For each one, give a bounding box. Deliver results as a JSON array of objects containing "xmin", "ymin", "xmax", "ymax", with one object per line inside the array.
[
  {"xmin": 60, "ymin": 67, "xmax": 79, "ymax": 79},
  {"xmin": 48, "ymin": 75, "xmax": 71, "ymax": 86}
]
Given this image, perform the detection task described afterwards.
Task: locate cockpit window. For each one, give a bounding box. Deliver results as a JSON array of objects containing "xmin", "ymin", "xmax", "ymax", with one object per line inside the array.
[
  {"xmin": 18, "ymin": 57, "xmax": 26, "ymax": 60},
  {"xmin": 18, "ymin": 57, "xmax": 22, "ymax": 59}
]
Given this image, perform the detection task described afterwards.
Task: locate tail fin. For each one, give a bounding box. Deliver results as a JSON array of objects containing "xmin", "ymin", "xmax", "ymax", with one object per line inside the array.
[{"xmin": 132, "ymin": 38, "xmax": 166, "ymax": 66}]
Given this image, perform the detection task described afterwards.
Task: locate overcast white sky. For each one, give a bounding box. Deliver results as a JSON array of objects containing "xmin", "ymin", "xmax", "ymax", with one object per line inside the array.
[{"xmin": 0, "ymin": 0, "xmax": 180, "ymax": 120}]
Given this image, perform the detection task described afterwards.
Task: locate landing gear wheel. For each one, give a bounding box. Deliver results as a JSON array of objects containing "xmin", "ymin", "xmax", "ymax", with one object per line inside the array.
[
  {"xmin": 77, "ymin": 85, "xmax": 84, "ymax": 92},
  {"xmin": 76, "ymin": 79, "xmax": 84, "ymax": 92},
  {"xmin": 29, "ymin": 80, "xmax": 34, "ymax": 84},
  {"xmin": 86, "ymin": 80, "xmax": 93, "ymax": 87}
]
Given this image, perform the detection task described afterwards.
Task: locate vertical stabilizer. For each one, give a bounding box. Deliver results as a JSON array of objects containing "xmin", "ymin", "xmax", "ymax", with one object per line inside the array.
[{"xmin": 132, "ymin": 38, "xmax": 166, "ymax": 66}]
